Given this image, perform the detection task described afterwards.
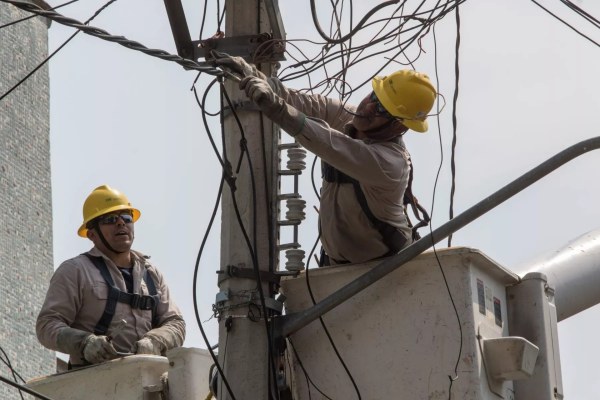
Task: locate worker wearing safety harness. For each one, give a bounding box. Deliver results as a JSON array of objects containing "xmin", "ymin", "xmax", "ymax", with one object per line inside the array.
[
  {"xmin": 216, "ymin": 56, "xmax": 436, "ymax": 265},
  {"xmin": 36, "ymin": 185, "xmax": 185, "ymax": 367}
]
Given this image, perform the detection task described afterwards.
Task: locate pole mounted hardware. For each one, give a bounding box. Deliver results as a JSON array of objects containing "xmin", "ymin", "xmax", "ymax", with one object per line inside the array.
[{"xmin": 163, "ymin": 0, "xmax": 286, "ymax": 63}]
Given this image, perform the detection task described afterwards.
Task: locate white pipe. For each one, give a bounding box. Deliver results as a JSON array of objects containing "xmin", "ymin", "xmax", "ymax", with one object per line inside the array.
[{"xmin": 521, "ymin": 228, "xmax": 600, "ymax": 322}]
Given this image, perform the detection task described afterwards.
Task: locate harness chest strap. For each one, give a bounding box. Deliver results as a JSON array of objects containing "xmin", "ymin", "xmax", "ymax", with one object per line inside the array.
[
  {"xmin": 84, "ymin": 254, "xmax": 160, "ymax": 335},
  {"xmin": 321, "ymin": 159, "xmax": 430, "ymax": 253}
]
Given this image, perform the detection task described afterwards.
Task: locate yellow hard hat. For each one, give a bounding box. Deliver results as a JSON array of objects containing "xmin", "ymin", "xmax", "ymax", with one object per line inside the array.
[
  {"xmin": 77, "ymin": 185, "xmax": 141, "ymax": 237},
  {"xmin": 372, "ymin": 70, "xmax": 436, "ymax": 133}
]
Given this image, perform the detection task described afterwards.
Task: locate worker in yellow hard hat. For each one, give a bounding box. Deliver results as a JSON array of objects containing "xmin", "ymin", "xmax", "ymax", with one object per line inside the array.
[
  {"xmin": 36, "ymin": 185, "xmax": 186, "ymax": 368},
  {"xmin": 216, "ymin": 55, "xmax": 435, "ymax": 266}
]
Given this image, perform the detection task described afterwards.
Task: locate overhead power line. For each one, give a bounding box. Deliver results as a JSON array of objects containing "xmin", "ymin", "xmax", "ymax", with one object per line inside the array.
[
  {"xmin": 0, "ymin": 0, "xmax": 224, "ymax": 74},
  {"xmin": 0, "ymin": 0, "xmax": 119, "ymax": 102},
  {"xmin": 0, "ymin": 0, "xmax": 79, "ymax": 30}
]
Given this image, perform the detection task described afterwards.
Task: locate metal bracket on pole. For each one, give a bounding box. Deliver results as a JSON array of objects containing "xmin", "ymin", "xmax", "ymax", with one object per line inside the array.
[
  {"xmin": 163, "ymin": 0, "xmax": 286, "ymax": 64},
  {"xmin": 264, "ymin": 0, "xmax": 286, "ymax": 40},
  {"xmin": 162, "ymin": 0, "xmax": 194, "ymax": 59},
  {"xmin": 193, "ymin": 34, "xmax": 285, "ymax": 62},
  {"xmin": 217, "ymin": 264, "xmax": 282, "ymax": 285}
]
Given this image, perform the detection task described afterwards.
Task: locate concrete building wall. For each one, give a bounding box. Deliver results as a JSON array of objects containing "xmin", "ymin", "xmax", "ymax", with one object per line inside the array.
[{"xmin": 0, "ymin": 2, "xmax": 55, "ymax": 399}]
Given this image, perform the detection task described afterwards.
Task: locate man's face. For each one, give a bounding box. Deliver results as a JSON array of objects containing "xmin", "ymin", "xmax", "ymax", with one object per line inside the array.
[
  {"xmin": 87, "ymin": 210, "xmax": 135, "ymax": 253},
  {"xmin": 352, "ymin": 91, "xmax": 400, "ymax": 132}
]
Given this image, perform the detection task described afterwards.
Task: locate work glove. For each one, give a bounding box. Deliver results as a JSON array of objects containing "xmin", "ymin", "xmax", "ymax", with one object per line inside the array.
[
  {"xmin": 133, "ymin": 336, "xmax": 164, "ymax": 356},
  {"xmin": 82, "ymin": 334, "xmax": 118, "ymax": 364},
  {"xmin": 212, "ymin": 52, "xmax": 267, "ymax": 81},
  {"xmin": 240, "ymin": 76, "xmax": 306, "ymax": 136}
]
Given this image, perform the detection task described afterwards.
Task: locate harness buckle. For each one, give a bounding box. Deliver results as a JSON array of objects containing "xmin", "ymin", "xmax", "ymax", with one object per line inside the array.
[{"xmin": 129, "ymin": 294, "xmax": 156, "ymax": 310}]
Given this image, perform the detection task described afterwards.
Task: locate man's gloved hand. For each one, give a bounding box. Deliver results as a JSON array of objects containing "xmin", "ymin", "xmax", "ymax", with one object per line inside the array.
[
  {"xmin": 82, "ymin": 335, "xmax": 118, "ymax": 364},
  {"xmin": 133, "ymin": 337, "xmax": 163, "ymax": 356},
  {"xmin": 212, "ymin": 52, "xmax": 267, "ymax": 80},
  {"xmin": 239, "ymin": 76, "xmax": 306, "ymax": 136},
  {"xmin": 240, "ymin": 76, "xmax": 280, "ymax": 114}
]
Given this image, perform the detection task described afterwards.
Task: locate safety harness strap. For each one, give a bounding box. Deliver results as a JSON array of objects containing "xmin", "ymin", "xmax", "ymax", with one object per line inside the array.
[
  {"xmin": 84, "ymin": 254, "xmax": 160, "ymax": 335},
  {"xmin": 322, "ymin": 158, "xmax": 430, "ymax": 253}
]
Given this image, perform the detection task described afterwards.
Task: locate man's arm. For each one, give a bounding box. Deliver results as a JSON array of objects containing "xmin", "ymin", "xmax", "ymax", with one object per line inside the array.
[
  {"xmin": 36, "ymin": 262, "xmax": 85, "ymax": 353},
  {"xmin": 134, "ymin": 267, "xmax": 186, "ymax": 355}
]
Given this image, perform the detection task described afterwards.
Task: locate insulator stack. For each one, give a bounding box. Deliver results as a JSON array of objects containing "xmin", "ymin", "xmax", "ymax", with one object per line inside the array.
[
  {"xmin": 286, "ymin": 147, "xmax": 307, "ymax": 171},
  {"xmin": 285, "ymin": 248, "xmax": 305, "ymax": 272},
  {"xmin": 276, "ymin": 141, "xmax": 307, "ymax": 272},
  {"xmin": 286, "ymin": 198, "xmax": 306, "ymax": 222}
]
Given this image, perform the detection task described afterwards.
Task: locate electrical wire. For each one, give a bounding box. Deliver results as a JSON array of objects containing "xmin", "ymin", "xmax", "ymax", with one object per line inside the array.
[
  {"xmin": 303, "ymin": 254, "xmax": 362, "ymax": 399},
  {"xmin": 0, "ymin": 0, "xmax": 224, "ymax": 73},
  {"xmin": 447, "ymin": 0, "xmax": 460, "ymax": 247},
  {"xmin": 287, "ymin": 338, "xmax": 333, "ymax": 400},
  {"xmin": 0, "ymin": 375, "xmax": 54, "ymax": 400},
  {"xmin": 529, "ymin": 0, "xmax": 600, "ymax": 48},
  {"xmin": 190, "ymin": 77, "xmax": 238, "ymax": 400},
  {"xmin": 0, "ymin": 345, "xmax": 25, "ymax": 400},
  {"xmin": 0, "ymin": 0, "xmax": 119, "ymax": 102},
  {"xmin": 310, "ymin": 0, "xmax": 402, "ymax": 44},
  {"xmin": 0, "ymin": 0, "xmax": 79, "ymax": 29},
  {"xmin": 429, "ymin": 23, "xmax": 463, "ymax": 400}
]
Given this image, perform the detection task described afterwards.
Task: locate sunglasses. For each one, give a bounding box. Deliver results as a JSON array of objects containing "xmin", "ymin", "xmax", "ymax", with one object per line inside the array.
[
  {"xmin": 370, "ymin": 92, "xmax": 395, "ymax": 119},
  {"xmin": 98, "ymin": 212, "xmax": 134, "ymax": 225}
]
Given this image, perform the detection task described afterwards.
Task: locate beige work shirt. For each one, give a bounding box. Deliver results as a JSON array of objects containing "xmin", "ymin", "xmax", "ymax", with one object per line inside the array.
[
  {"xmin": 270, "ymin": 79, "xmax": 412, "ymax": 264},
  {"xmin": 37, "ymin": 247, "xmax": 185, "ymax": 364}
]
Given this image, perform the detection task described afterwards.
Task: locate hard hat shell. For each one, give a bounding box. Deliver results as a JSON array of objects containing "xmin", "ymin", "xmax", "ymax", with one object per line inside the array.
[
  {"xmin": 77, "ymin": 185, "xmax": 141, "ymax": 237},
  {"xmin": 372, "ymin": 70, "xmax": 436, "ymax": 133}
]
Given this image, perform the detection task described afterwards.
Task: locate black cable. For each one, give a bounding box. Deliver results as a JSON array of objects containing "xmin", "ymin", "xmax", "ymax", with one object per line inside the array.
[
  {"xmin": 198, "ymin": 0, "xmax": 209, "ymax": 39},
  {"xmin": 190, "ymin": 78, "xmax": 238, "ymax": 400},
  {"xmin": 191, "ymin": 174, "xmax": 237, "ymax": 400},
  {"xmin": 430, "ymin": 24, "xmax": 463, "ymax": 400},
  {"xmin": 304, "ymin": 245, "xmax": 362, "ymax": 399},
  {"xmin": 530, "ymin": 0, "xmax": 600, "ymax": 48},
  {"xmin": 0, "ymin": 375, "xmax": 54, "ymax": 400},
  {"xmin": 447, "ymin": 0, "xmax": 460, "ymax": 247},
  {"xmin": 0, "ymin": 345, "xmax": 25, "ymax": 400},
  {"xmin": 310, "ymin": 0, "xmax": 402, "ymax": 44},
  {"xmin": 559, "ymin": 0, "xmax": 600, "ymax": 27},
  {"xmin": 287, "ymin": 338, "xmax": 333, "ymax": 400},
  {"xmin": 0, "ymin": 0, "xmax": 79, "ymax": 29},
  {"xmin": 0, "ymin": 0, "xmax": 118, "ymax": 103},
  {"xmin": 0, "ymin": 0, "xmax": 224, "ymax": 73}
]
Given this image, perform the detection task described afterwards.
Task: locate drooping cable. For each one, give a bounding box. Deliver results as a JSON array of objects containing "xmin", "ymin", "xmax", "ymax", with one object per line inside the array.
[
  {"xmin": 530, "ymin": 0, "xmax": 600, "ymax": 48},
  {"xmin": 0, "ymin": 375, "xmax": 54, "ymax": 400},
  {"xmin": 0, "ymin": 0, "xmax": 119, "ymax": 102},
  {"xmin": 310, "ymin": 0, "xmax": 402, "ymax": 44},
  {"xmin": 0, "ymin": 345, "xmax": 25, "ymax": 400},
  {"xmin": 189, "ymin": 76, "xmax": 238, "ymax": 400},
  {"xmin": 287, "ymin": 338, "xmax": 333, "ymax": 400},
  {"xmin": 447, "ymin": 0, "xmax": 460, "ymax": 247},
  {"xmin": 429, "ymin": 24, "xmax": 463, "ymax": 400},
  {"xmin": 303, "ymin": 232, "xmax": 362, "ymax": 399},
  {"xmin": 0, "ymin": 0, "xmax": 79, "ymax": 29},
  {"xmin": 0, "ymin": 0, "xmax": 224, "ymax": 73}
]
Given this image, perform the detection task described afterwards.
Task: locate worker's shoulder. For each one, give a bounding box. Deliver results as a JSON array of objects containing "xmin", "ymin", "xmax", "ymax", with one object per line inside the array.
[{"xmin": 131, "ymin": 250, "xmax": 162, "ymax": 271}]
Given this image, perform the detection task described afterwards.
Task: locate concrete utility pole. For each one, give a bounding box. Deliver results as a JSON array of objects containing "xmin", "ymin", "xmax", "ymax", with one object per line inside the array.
[{"xmin": 218, "ymin": 1, "xmax": 281, "ymax": 399}]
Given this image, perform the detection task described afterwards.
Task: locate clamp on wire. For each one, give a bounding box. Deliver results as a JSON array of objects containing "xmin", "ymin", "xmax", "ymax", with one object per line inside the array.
[{"xmin": 208, "ymin": 49, "xmax": 243, "ymax": 83}]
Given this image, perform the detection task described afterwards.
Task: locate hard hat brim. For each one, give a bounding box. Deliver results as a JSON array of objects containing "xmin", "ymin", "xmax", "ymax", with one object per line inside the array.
[
  {"xmin": 78, "ymin": 207, "xmax": 141, "ymax": 237},
  {"xmin": 402, "ymin": 119, "xmax": 428, "ymax": 133}
]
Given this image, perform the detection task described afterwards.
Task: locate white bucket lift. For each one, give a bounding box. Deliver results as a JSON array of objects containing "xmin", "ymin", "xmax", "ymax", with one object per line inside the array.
[{"xmin": 281, "ymin": 247, "xmax": 542, "ymax": 399}]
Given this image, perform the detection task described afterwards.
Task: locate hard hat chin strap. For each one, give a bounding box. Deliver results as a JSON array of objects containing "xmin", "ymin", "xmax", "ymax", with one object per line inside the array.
[{"xmin": 94, "ymin": 225, "xmax": 126, "ymax": 254}]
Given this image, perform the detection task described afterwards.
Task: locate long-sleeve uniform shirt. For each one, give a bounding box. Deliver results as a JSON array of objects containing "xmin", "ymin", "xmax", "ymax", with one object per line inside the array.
[
  {"xmin": 269, "ymin": 79, "xmax": 413, "ymax": 264},
  {"xmin": 37, "ymin": 247, "xmax": 185, "ymax": 365}
]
